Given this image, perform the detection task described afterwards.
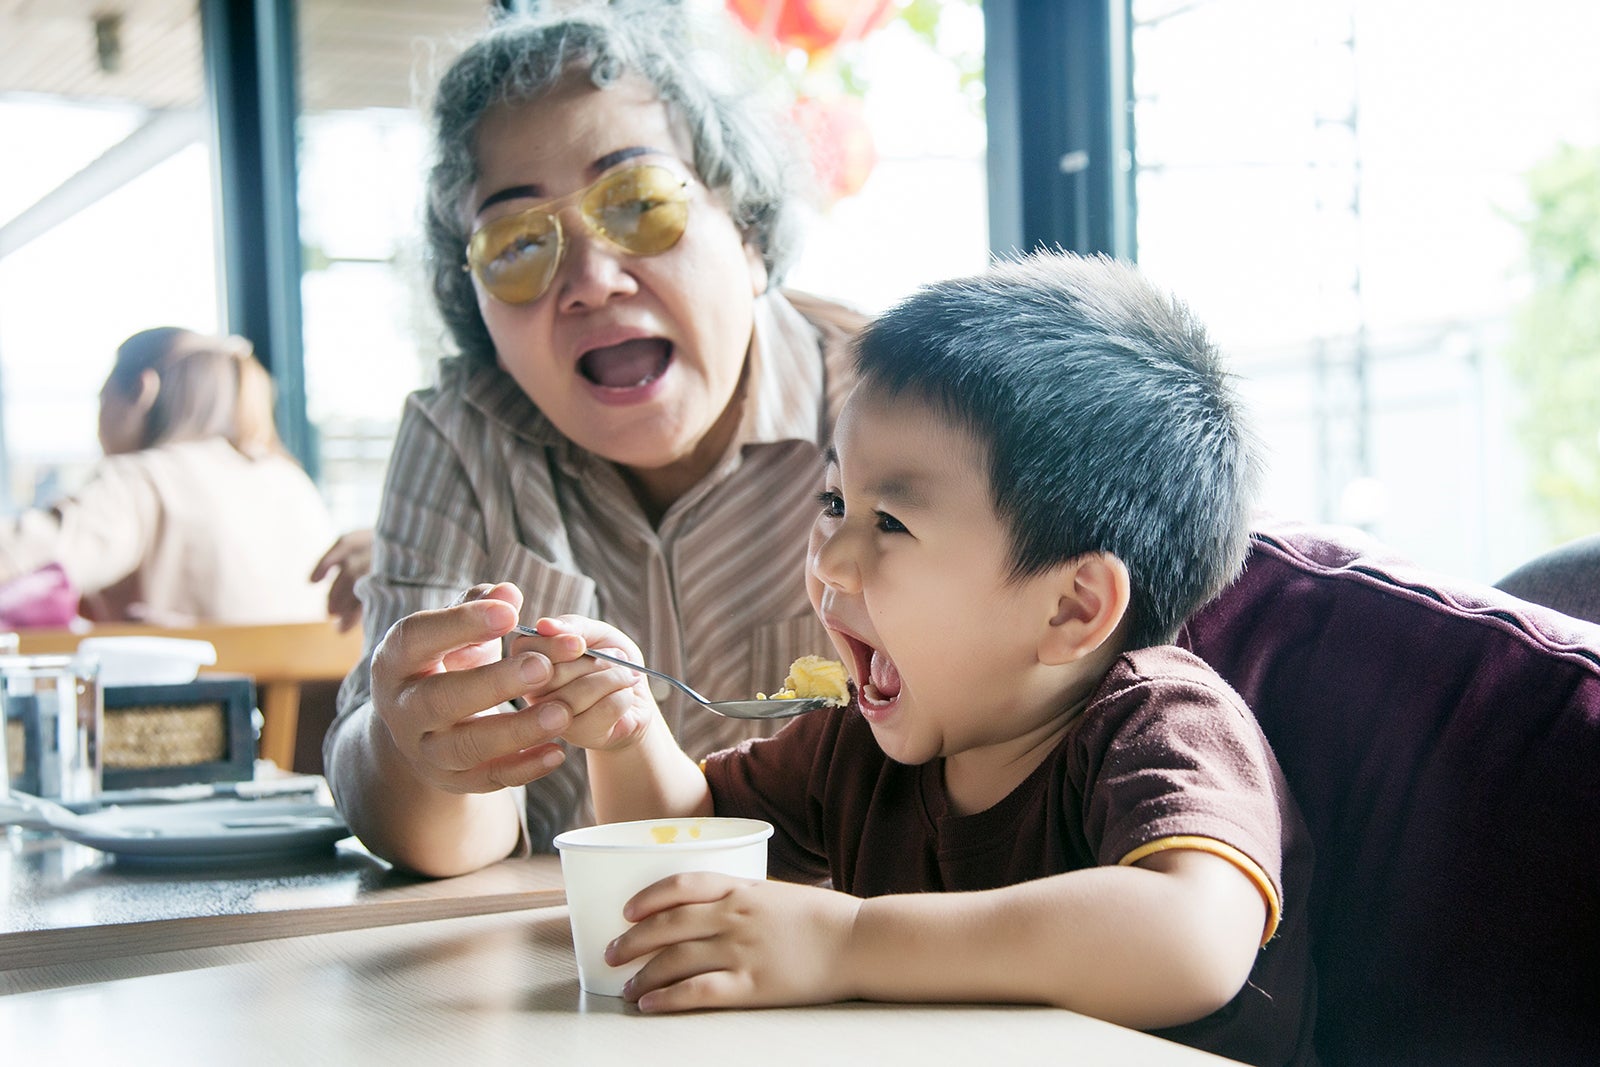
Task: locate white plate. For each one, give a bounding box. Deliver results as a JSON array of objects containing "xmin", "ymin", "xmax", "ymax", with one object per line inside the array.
[{"xmin": 61, "ymin": 798, "xmax": 350, "ymax": 862}]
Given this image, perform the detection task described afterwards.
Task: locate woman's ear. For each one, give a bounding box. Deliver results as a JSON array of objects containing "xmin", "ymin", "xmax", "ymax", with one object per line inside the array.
[
  {"xmin": 1039, "ymin": 553, "xmax": 1132, "ymax": 665},
  {"xmin": 744, "ymin": 241, "xmax": 770, "ymax": 296},
  {"xmin": 135, "ymin": 368, "xmax": 161, "ymax": 411}
]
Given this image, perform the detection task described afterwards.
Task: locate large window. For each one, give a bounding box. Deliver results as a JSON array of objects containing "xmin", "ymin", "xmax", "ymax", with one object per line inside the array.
[
  {"xmin": 294, "ymin": 0, "xmax": 490, "ymax": 533},
  {"xmin": 1131, "ymin": 0, "xmax": 1600, "ymax": 580},
  {"xmin": 0, "ymin": 5, "xmax": 216, "ymax": 513}
]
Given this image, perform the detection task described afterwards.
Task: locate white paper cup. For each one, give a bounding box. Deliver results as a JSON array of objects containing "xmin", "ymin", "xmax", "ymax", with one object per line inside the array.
[{"xmin": 553, "ymin": 817, "xmax": 773, "ymax": 996}]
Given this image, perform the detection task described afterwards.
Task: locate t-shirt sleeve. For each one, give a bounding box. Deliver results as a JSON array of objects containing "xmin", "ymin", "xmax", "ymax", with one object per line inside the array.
[{"xmin": 1076, "ymin": 647, "xmax": 1291, "ymax": 941}]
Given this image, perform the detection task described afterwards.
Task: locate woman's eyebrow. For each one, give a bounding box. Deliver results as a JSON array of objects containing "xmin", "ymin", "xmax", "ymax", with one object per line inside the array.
[
  {"xmin": 592, "ymin": 145, "xmax": 654, "ymax": 173},
  {"xmin": 476, "ymin": 185, "xmax": 540, "ymax": 214},
  {"xmin": 474, "ymin": 146, "xmax": 667, "ymax": 216}
]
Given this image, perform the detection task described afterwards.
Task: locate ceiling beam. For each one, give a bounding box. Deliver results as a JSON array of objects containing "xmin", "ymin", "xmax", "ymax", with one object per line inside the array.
[{"xmin": 0, "ymin": 107, "xmax": 204, "ymax": 260}]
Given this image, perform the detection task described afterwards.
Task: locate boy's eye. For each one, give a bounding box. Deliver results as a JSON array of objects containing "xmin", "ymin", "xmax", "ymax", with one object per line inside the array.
[
  {"xmin": 816, "ymin": 489, "xmax": 844, "ymax": 518},
  {"xmin": 874, "ymin": 510, "xmax": 908, "ymax": 534}
]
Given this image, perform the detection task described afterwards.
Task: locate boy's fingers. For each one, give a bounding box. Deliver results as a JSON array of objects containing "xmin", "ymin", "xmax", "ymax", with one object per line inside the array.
[
  {"xmin": 633, "ymin": 970, "xmax": 736, "ymax": 1013},
  {"xmin": 623, "ymin": 872, "xmax": 733, "ymax": 922},
  {"xmin": 609, "ymin": 903, "xmax": 717, "ymax": 970}
]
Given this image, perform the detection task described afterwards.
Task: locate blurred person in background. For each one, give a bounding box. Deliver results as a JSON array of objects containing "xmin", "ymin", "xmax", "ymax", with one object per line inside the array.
[
  {"xmin": 312, "ymin": 528, "xmax": 374, "ymax": 633},
  {"xmin": 0, "ymin": 326, "xmax": 337, "ymax": 626}
]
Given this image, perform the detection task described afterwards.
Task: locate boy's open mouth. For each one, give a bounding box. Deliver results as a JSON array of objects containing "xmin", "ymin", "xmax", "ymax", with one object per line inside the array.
[
  {"xmin": 578, "ymin": 338, "xmax": 672, "ymax": 389},
  {"xmin": 839, "ymin": 633, "xmax": 902, "ymax": 712}
]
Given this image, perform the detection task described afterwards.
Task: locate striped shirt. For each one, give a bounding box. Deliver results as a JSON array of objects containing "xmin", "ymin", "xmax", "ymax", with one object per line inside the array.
[{"xmin": 326, "ymin": 289, "xmax": 864, "ymax": 850}]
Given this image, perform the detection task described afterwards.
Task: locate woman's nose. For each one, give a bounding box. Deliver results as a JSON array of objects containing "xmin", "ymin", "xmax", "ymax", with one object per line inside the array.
[{"xmin": 555, "ymin": 218, "xmax": 638, "ymax": 311}]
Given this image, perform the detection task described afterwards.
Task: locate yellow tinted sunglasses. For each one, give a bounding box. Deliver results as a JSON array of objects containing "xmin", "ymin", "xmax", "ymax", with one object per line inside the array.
[{"xmin": 464, "ymin": 163, "xmax": 691, "ymax": 305}]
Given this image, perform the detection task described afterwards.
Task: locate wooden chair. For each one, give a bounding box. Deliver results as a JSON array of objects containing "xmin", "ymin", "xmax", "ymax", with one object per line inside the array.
[{"xmin": 15, "ymin": 620, "xmax": 365, "ymax": 772}]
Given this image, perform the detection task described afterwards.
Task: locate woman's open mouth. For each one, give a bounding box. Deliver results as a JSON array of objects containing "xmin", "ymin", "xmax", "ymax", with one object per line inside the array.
[{"xmin": 578, "ymin": 338, "xmax": 672, "ymax": 390}]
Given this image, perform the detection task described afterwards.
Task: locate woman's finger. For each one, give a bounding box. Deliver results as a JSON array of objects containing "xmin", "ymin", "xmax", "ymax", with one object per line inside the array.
[
  {"xmin": 389, "ymin": 647, "xmax": 556, "ymax": 739},
  {"xmin": 374, "ymin": 588, "xmax": 520, "ymax": 686}
]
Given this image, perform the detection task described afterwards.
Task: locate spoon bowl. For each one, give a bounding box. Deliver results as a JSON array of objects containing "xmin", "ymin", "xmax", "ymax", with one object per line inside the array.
[{"xmin": 510, "ymin": 625, "xmax": 834, "ymax": 720}]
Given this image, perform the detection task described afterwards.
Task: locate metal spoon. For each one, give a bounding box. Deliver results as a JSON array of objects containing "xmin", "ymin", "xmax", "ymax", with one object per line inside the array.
[
  {"xmin": 511, "ymin": 625, "xmax": 833, "ymax": 720},
  {"xmin": 1, "ymin": 790, "xmax": 161, "ymax": 837}
]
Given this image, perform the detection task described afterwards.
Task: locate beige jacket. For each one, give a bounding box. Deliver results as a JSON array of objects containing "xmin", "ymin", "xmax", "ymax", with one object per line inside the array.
[{"xmin": 0, "ymin": 437, "xmax": 336, "ymax": 625}]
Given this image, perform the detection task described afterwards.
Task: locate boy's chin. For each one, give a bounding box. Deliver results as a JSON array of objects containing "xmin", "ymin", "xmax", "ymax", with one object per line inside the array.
[{"xmin": 862, "ymin": 688, "xmax": 935, "ymax": 765}]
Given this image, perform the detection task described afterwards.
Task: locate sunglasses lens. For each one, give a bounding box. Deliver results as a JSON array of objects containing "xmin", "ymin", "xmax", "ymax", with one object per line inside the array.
[
  {"xmin": 465, "ymin": 164, "xmax": 690, "ymax": 305},
  {"xmin": 468, "ymin": 212, "xmax": 561, "ymax": 304},
  {"xmin": 583, "ymin": 165, "xmax": 689, "ymax": 255}
]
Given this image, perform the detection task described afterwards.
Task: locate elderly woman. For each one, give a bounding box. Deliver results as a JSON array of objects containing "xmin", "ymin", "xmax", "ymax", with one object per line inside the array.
[
  {"xmin": 0, "ymin": 326, "xmax": 336, "ymax": 625},
  {"xmin": 323, "ymin": 4, "xmax": 864, "ymax": 874}
]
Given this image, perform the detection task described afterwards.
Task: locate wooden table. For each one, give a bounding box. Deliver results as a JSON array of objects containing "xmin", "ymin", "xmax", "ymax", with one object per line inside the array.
[
  {"xmin": 0, "ymin": 832, "xmax": 564, "ymax": 974},
  {"xmin": 1, "ymin": 904, "xmax": 1237, "ymax": 1065}
]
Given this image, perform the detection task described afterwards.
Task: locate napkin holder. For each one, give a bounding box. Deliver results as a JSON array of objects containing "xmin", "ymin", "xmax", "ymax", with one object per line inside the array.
[{"xmin": 100, "ymin": 674, "xmax": 256, "ymax": 790}]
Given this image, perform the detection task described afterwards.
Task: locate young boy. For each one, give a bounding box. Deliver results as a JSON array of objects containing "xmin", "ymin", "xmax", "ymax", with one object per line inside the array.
[{"xmin": 521, "ymin": 251, "xmax": 1315, "ymax": 1066}]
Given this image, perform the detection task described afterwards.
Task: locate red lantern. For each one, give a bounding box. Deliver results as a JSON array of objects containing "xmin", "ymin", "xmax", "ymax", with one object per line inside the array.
[
  {"xmin": 727, "ymin": 0, "xmax": 898, "ymax": 55},
  {"xmin": 791, "ymin": 94, "xmax": 877, "ymax": 202}
]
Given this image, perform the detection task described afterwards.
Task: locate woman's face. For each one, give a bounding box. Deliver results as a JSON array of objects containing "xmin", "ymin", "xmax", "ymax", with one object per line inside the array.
[{"xmin": 466, "ymin": 75, "xmax": 769, "ymax": 499}]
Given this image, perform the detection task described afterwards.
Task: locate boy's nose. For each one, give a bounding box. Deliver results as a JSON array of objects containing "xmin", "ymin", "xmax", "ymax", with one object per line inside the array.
[{"xmin": 808, "ymin": 523, "xmax": 862, "ymax": 594}]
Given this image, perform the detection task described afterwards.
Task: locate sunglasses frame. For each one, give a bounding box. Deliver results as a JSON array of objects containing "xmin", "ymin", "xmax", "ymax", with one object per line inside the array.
[{"xmin": 463, "ymin": 163, "xmax": 692, "ymax": 306}]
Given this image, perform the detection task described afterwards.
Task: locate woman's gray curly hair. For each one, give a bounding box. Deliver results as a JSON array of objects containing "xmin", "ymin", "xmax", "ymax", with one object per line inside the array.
[{"xmin": 425, "ymin": 2, "xmax": 803, "ymax": 367}]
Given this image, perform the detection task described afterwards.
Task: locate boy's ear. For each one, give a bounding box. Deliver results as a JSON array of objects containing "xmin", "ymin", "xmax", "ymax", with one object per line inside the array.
[{"xmin": 1040, "ymin": 553, "xmax": 1131, "ymax": 665}]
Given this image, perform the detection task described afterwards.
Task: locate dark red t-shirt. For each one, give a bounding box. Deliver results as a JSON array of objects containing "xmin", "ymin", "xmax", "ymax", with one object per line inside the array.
[{"xmin": 704, "ymin": 645, "xmax": 1316, "ymax": 1067}]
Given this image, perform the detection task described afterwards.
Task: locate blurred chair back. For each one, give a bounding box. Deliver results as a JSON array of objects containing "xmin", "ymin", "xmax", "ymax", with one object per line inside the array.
[
  {"xmin": 1494, "ymin": 533, "xmax": 1600, "ymax": 625},
  {"xmin": 1180, "ymin": 521, "xmax": 1600, "ymax": 1066},
  {"xmin": 16, "ymin": 620, "xmax": 363, "ymax": 772}
]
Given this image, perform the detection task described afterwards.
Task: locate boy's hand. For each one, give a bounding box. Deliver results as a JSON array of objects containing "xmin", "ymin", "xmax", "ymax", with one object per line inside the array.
[
  {"xmin": 511, "ymin": 615, "xmax": 660, "ymax": 751},
  {"xmin": 607, "ymin": 873, "xmax": 863, "ymax": 1012}
]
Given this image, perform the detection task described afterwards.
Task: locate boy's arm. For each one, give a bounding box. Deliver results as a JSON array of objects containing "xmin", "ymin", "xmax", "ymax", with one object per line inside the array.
[
  {"xmin": 617, "ymin": 845, "xmax": 1265, "ymax": 1028},
  {"xmin": 842, "ymin": 847, "xmax": 1265, "ymax": 1028},
  {"xmin": 584, "ymin": 714, "xmax": 714, "ymax": 824},
  {"xmin": 515, "ymin": 614, "xmax": 714, "ymax": 822}
]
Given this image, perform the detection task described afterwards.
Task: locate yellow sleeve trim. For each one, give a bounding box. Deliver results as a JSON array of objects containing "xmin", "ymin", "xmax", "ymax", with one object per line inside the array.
[{"xmin": 1119, "ymin": 835, "xmax": 1281, "ymax": 947}]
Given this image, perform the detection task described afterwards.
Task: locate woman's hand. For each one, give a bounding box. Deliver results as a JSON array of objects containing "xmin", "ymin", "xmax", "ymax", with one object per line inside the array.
[
  {"xmin": 607, "ymin": 873, "xmax": 864, "ymax": 1013},
  {"xmin": 369, "ymin": 582, "xmax": 577, "ymax": 793},
  {"xmin": 310, "ymin": 529, "xmax": 374, "ymax": 632}
]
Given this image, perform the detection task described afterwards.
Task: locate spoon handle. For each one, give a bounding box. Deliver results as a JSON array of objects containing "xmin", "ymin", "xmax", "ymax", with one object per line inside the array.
[
  {"xmin": 509, "ymin": 625, "xmax": 717, "ymax": 708},
  {"xmin": 1, "ymin": 790, "xmax": 78, "ymax": 832}
]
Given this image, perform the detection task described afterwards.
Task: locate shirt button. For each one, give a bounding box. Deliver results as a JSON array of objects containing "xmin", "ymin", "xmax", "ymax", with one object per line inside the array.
[{"xmin": 650, "ymin": 678, "xmax": 672, "ymax": 702}]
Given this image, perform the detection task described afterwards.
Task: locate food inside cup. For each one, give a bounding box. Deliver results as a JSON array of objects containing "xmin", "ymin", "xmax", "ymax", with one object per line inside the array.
[{"xmin": 756, "ymin": 655, "xmax": 850, "ymax": 706}]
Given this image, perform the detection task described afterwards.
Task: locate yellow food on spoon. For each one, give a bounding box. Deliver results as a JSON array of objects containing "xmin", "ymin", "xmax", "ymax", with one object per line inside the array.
[{"xmin": 757, "ymin": 655, "xmax": 850, "ymax": 706}]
